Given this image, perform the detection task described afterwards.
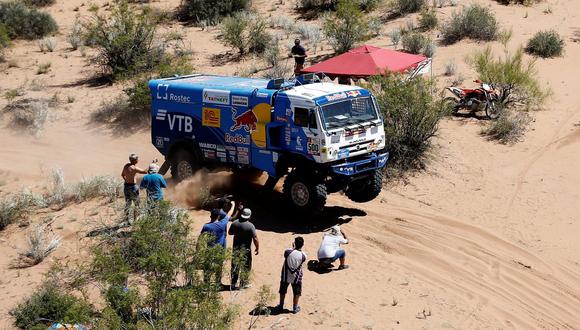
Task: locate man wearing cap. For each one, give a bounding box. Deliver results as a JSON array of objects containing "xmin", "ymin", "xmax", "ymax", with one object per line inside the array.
[
  {"xmin": 228, "ymin": 208, "xmax": 259, "ymax": 289},
  {"xmin": 200, "ymin": 199, "xmax": 236, "ymax": 248},
  {"xmin": 290, "ymin": 38, "xmax": 307, "ymax": 76},
  {"xmin": 317, "ymin": 225, "xmax": 349, "ymax": 270},
  {"xmin": 139, "ymin": 163, "xmax": 167, "ymax": 205},
  {"xmin": 121, "ymin": 153, "xmax": 147, "ymax": 222}
]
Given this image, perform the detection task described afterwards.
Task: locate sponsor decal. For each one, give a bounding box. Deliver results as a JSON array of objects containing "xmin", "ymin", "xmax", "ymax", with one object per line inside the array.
[
  {"xmin": 156, "ymin": 84, "xmax": 169, "ymax": 100},
  {"xmin": 232, "ymin": 95, "xmax": 249, "ymax": 107},
  {"xmin": 307, "ymin": 138, "xmax": 320, "ymax": 155},
  {"xmin": 338, "ymin": 149, "xmax": 350, "ymax": 159},
  {"xmin": 225, "ymin": 133, "xmax": 250, "ymax": 145},
  {"xmin": 202, "ymin": 107, "xmax": 221, "ymax": 127},
  {"xmin": 199, "ymin": 142, "xmax": 217, "ymax": 149},
  {"xmin": 168, "ymin": 94, "xmax": 191, "ymax": 103},
  {"xmin": 155, "ymin": 136, "xmax": 164, "ymax": 148},
  {"xmin": 275, "ymin": 116, "xmax": 287, "ymax": 122},
  {"xmin": 156, "ymin": 109, "xmax": 167, "ymax": 121},
  {"xmin": 231, "ymin": 108, "xmax": 257, "ymax": 132},
  {"xmin": 203, "ymin": 149, "xmax": 216, "ymax": 159},
  {"xmin": 325, "ymin": 92, "xmax": 347, "ymax": 102},
  {"xmin": 346, "ymin": 90, "xmax": 361, "ymax": 98},
  {"xmin": 203, "ymin": 89, "xmax": 230, "ymax": 105},
  {"xmin": 256, "ymin": 92, "xmax": 269, "ymax": 98},
  {"xmin": 166, "ymin": 114, "xmax": 193, "ymax": 132},
  {"xmin": 258, "ymin": 150, "xmax": 271, "ymax": 155},
  {"xmin": 296, "ymin": 136, "xmax": 303, "ymax": 147}
]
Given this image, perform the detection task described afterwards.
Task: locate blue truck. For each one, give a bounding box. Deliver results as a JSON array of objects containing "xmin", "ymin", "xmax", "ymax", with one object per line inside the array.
[{"xmin": 149, "ymin": 74, "xmax": 388, "ymax": 212}]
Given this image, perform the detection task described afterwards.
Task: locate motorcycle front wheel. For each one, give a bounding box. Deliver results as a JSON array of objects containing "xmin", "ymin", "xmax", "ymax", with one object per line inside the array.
[{"xmin": 485, "ymin": 100, "xmax": 501, "ymax": 119}]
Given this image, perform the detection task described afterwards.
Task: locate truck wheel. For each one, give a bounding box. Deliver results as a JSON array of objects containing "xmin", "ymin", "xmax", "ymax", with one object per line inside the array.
[
  {"xmin": 170, "ymin": 149, "xmax": 199, "ymax": 182},
  {"xmin": 283, "ymin": 172, "xmax": 327, "ymax": 213},
  {"xmin": 345, "ymin": 170, "xmax": 384, "ymax": 203}
]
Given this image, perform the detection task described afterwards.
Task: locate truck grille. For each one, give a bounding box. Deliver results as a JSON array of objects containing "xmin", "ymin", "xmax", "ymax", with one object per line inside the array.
[{"xmin": 355, "ymin": 160, "xmax": 376, "ymax": 172}]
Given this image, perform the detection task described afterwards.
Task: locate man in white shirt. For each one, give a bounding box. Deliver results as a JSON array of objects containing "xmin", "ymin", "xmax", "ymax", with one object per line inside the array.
[{"xmin": 317, "ymin": 225, "xmax": 349, "ymax": 270}]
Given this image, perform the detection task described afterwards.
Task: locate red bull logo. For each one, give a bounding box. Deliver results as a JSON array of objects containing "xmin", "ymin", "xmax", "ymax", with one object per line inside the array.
[{"xmin": 231, "ymin": 108, "xmax": 257, "ymax": 132}]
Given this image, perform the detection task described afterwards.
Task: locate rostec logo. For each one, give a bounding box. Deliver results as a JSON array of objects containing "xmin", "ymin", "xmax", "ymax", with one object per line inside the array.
[
  {"xmin": 157, "ymin": 84, "xmax": 170, "ymax": 100},
  {"xmin": 156, "ymin": 109, "xmax": 167, "ymax": 121},
  {"xmin": 231, "ymin": 108, "xmax": 257, "ymax": 132}
]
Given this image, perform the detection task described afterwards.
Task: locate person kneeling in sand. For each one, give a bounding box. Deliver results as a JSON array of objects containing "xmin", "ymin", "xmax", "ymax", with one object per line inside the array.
[{"xmin": 317, "ymin": 225, "xmax": 349, "ymax": 270}]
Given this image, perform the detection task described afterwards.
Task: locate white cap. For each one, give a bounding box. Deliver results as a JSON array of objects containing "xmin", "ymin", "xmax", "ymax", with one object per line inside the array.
[
  {"xmin": 148, "ymin": 163, "xmax": 159, "ymax": 173},
  {"xmin": 240, "ymin": 208, "xmax": 251, "ymax": 220},
  {"xmin": 329, "ymin": 225, "xmax": 341, "ymax": 236}
]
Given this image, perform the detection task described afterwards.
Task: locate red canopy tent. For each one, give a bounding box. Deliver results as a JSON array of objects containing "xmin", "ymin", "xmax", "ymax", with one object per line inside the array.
[{"xmin": 301, "ymin": 45, "xmax": 429, "ymax": 79}]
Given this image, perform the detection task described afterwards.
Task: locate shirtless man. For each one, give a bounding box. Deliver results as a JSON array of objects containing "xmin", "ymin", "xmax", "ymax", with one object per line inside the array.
[{"xmin": 121, "ymin": 153, "xmax": 147, "ymax": 222}]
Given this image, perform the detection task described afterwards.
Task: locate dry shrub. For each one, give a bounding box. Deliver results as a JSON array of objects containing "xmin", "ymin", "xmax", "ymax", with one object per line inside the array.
[
  {"xmin": 323, "ymin": 0, "xmax": 371, "ymax": 53},
  {"xmin": 482, "ymin": 109, "xmax": 531, "ymax": 143},
  {"xmin": 0, "ymin": 1, "xmax": 58, "ymax": 40},
  {"xmin": 220, "ymin": 12, "xmax": 273, "ymax": 55},
  {"xmin": 47, "ymin": 168, "xmax": 123, "ymax": 206},
  {"xmin": 441, "ymin": 4, "xmax": 498, "ymax": 44},
  {"xmin": 21, "ymin": 224, "xmax": 62, "ymax": 266},
  {"xmin": 178, "ymin": 0, "xmax": 250, "ymax": 25},
  {"xmin": 2, "ymin": 98, "xmax": 50, "ymax": 137},
  {"xmin": 0, "ymin": 190, "xmax": 46, "ymax": 230}
]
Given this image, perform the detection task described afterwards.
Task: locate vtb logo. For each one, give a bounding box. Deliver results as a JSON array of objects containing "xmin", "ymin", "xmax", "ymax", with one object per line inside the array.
[{"xmin": 157, "ymin": 111, "xmax": 193, "ymax": 133}]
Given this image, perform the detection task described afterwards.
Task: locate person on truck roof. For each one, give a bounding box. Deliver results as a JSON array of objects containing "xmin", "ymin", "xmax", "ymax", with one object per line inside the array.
[
  {"xmin": 290, "ymin": 38, "xmax": 307, "ymax": 77},
  {"xmin": 121, "ymin": 153, "xmax": 147, "ymax": 223},
  {"xmin": 140, "ymin": 163, "xmax": 167, "ymax": 205}
]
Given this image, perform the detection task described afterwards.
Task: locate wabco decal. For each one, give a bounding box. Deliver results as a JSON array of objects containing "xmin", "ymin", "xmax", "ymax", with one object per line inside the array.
[
  {"xmin": 202, "ymin": 107, "xmax": 220, "ymax": 127},
  {"xmin": 225, "ymin": 133, "xmax": 250, "ymax": 145},
  {"xmin": 231, "ymin": 108, "xmax": 257, "ymax": 132},
  {"xmin": 203, "ymin": 89, "xmax": 230, "ymax": 105}
]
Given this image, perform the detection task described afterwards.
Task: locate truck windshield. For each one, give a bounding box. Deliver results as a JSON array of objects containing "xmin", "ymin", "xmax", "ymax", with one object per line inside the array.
[{"xmin": 320, "ymin": 97, "xmax": 379, "ymax": 130}]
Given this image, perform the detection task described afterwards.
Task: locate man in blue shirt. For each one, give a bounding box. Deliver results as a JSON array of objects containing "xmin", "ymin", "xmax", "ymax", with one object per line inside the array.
[
  {"xmin": 139, "ymin": 163, "xmax": 167, "ymax": 203},
  {"xmin": 200, "ymin": 198, "xmax": 236, "ymax": 248}
]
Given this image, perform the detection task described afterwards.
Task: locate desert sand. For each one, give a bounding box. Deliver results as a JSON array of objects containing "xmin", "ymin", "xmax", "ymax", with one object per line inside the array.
[{"xmin": 1, "ymin": 0, "xmax": 580, "ymax": 328}]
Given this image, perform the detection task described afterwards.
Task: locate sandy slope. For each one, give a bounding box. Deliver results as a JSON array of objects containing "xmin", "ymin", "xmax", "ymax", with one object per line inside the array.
[{"xmin": 1, "ymin": 0, "xmax": 580, "ymax": 328}]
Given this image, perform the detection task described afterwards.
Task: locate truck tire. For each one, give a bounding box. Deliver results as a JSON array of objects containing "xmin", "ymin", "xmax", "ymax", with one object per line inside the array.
[
  {"xmin": 283, "ymin": 171, "xmax": 327, "ymax": 214},
  {"xmin": 170, "ymin": 148, "xmax": 199, "ymax": 182},
  {"xmin": 345, "ymin": 170, "xmax": 384, "ymax": 203}
]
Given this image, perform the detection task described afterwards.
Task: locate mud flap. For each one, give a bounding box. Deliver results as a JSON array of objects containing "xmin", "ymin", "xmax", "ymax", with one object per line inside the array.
[{"xmin": 159, "ymin": 160, "xmax": 170, "ymax": 175}]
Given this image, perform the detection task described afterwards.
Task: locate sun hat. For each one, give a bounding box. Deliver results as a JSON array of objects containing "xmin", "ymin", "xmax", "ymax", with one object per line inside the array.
[
  {"xmin": 328, "ymin": 225, "xmax": 341, "ymax": 236},
  {"xmin": 240, "ymin": 208, "xmax": 251, "ymax": 220}
]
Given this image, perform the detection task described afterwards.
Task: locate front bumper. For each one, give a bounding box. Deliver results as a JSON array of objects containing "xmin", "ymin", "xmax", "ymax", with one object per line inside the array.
[{"xmin": 330, "ymin": 152, "xmax": 389, "ymax": 176}]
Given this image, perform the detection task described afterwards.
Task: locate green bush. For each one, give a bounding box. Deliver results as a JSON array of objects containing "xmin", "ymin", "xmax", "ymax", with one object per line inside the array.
[
  {"xmin": 401, "ymin": 32, "xmax": 431, "ymax": 55},
  {"xmin": 178, "ymin": 0, "xmax": 251, "ymax": 25},
  {"xmin": 91, "ymin": 202, "xmax": 238, "ymax": 328},
  {"xmin": 418, "ymin": 9, "xmax": 438, "ymax": 31},
  {"xmin": 23, "ymin": 0, "xmax": 56, "ymax": 7},
  {"xmin": 441, "ymin": 4, "xmax": 498, "ymax": 44},
  {"xmin": 10, "ymin": 280, "xmax": 94, "ymax": 329},
  {"xmin": 469, "ymin": 46, "xmax": 548, "ymax": 110},
  {"xmin": 220, "ymin": 13, "xmax": 272, "ymax": 55},
  {"xmin": 394, "ymin": 0, "xmax": 425, "ymax": 14},
  {"xmin": 526, "ymin": 30, "xmax": 564, "ymax": 58},
  {"xmin": 323, "ymin": 0, "xmax": 370, "ymax": 53},
  {"xmin": 369, "ymin": 75, "xmax": 445, "ymax": 172},
  {"xmin": 496, "ymin": 0, "xmax": 538, "ymax": 5},
  {"xmin": 0, "ymin": 24, "xmax": 9, "ymax": 60},
  {"xmin": 296, "ymin": 0, "xmax": 379, "ymax": 12},
  {"xmin": 84, "ymin": 1, "xmax": 166, "ymax": 80},
  {"xmin": 0, "ymin": 1, "xmax": 58, "ymax": 40}
]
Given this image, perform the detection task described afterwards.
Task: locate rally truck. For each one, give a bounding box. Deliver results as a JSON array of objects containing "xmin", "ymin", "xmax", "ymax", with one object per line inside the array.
[{"xmin": 149, "ymin": 73, "xmax": 388, "ymax": 212}]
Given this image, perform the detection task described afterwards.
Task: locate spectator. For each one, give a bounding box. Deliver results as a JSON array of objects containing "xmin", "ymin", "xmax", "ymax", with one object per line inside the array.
[
  {"xmin": 139, "ymin": 163, "xmax": 167, "ymax": 205},
  {"xmin": 276, "ymin": 236, "xmax": 307, "ymax": 314},
  {"xmin": 317, "ymin": 225, "xmax": 349, "ymax": 270},
  {"xmin": 121, "ymin": 153, "xmax": 147, "ymax": 223},
  {"xmin": 290, "ymin": 38, "xmax": 307, "ymax": 76},
  {"xmin": 200, "ymin": 199, "xmax": 236, "ymax": 248},
  {"xmin": 228, "ymin": 208, "xmax": 259, "ymax": 290}
]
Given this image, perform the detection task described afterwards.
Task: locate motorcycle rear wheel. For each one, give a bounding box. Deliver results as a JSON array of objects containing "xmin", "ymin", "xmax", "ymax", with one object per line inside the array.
[{"xmin": 485, "ymin": 100, "xmax": 501, "ymax": 120}]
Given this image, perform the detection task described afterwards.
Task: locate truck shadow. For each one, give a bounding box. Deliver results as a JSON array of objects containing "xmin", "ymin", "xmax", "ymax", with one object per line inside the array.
[{"xmin": 227, "ymin": 181, "xmax": 367, "ymax": 234}]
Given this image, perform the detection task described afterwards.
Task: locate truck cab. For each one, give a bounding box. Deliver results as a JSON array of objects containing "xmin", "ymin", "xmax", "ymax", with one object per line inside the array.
[{"xmin": 149, "ymin": 74, "xmax": 388, "ymax": 212}]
